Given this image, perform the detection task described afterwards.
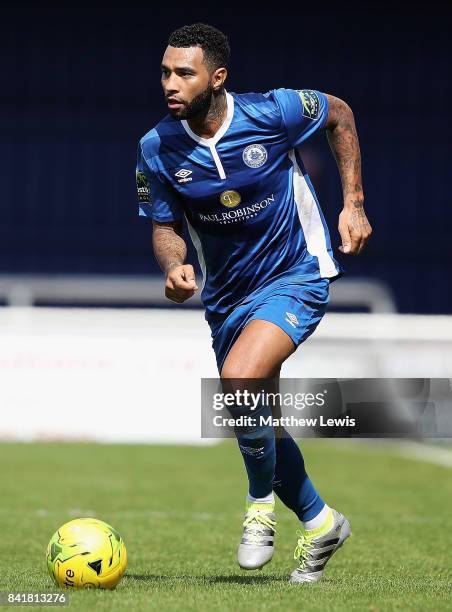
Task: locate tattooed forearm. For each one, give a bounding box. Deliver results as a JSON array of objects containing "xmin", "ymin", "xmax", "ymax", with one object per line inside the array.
[
  {"xmin": 325, "ymin": 95, "xmax": 363, "ymax": 206},
  {"xmin": 152, "ymin": 220, "xmax": 187, "ymax": 275},
  {"xmin": 326, "ymin": 95, "xmax": 372, "ymax": 254}
]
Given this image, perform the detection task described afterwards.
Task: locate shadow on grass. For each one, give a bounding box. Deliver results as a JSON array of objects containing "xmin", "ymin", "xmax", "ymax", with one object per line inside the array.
[{"xmin": 127, "ymin": 573, "xmax": 286, "ymax": 585}]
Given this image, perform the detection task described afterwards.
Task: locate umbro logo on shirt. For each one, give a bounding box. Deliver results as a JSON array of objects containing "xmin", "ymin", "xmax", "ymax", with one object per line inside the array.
[{"xmin": 174, "ymin": 168, "xmax": 193, "ymax": 183}]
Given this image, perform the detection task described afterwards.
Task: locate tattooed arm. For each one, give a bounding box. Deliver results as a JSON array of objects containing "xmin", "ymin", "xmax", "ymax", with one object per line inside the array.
[
  {"xmin": 325, "ymin": 95, "xmax": 372, "ymax": 255},
  {"xmin": 152, "ymin": 220, "xmax": 198, "ymax": 303}
]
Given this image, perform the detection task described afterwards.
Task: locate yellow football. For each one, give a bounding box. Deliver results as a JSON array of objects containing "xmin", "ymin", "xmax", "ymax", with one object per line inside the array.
[{"xmin": 46, "ymin": 517, "xmax": 127, "ymax": 589}]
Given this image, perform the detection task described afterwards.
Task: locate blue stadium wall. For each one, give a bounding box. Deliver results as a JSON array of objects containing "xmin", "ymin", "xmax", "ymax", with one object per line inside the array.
[{"xmin": 1, "ymin": 1, "xmax": 450, "ymax": 313}]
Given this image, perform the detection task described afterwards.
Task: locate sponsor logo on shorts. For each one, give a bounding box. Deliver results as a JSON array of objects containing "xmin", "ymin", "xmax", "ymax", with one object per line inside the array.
[
  {"xmin": 285, "ymin": 312, "xmax": 299, "ymax": 328},
  {"xmin": 296, "ymin": 89, "xmax": 320, "ymax": 120},
  {"xmin": 198, "ymin": 194, "xmax": 275, "ymax": 225},
  {"xmin": 242, "ymin": 144, "xmax": 268, "ymax": 168}
]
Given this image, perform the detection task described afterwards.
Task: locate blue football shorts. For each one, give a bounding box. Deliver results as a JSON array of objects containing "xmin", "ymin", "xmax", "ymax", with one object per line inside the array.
[{"xmin": 208, "ymin": 275, "xmax": 330, "ymax": 374}]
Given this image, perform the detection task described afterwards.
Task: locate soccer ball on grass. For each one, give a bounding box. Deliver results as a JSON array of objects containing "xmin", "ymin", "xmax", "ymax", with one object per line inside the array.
[{"xmin": 46, "ymin": 517, "xmax": 127, "ymax": 589}]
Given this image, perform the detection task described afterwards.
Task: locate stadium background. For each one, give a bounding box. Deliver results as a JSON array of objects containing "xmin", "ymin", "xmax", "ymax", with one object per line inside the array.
[
  {"xmin": 0, "ymin": 2, "xmax": 451, "ymax": 610},
  {"xmin": 2, "ymin": 1, "xmax": 451, "ymax": 313}
]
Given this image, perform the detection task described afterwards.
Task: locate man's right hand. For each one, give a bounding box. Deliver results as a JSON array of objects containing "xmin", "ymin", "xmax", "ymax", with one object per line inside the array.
[{"xmin": 165, "ymin": 264, "xmax": 198, "ymax": 303}]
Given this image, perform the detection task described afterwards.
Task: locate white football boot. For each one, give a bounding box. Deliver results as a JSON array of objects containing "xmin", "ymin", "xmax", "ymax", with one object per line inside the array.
[
  {"xmin": 289, "ymin": 508, "xmax": 351, "ymax": 583},
  {"xmin": 237, "ymin": 501, "xmax": 276, "ymax": 570}
]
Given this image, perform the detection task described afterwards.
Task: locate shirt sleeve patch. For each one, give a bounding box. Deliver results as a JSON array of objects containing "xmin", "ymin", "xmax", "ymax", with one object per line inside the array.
[
  {"xmin": 136, "ymin": 170, "xmax": 151, "ymax": 204},
  {"xmin": 297, "ymin": 89, "xmax": 320, "ymax": 120}
]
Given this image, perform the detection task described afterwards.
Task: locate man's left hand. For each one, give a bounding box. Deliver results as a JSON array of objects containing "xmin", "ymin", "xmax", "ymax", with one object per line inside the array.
[{"xmin": 338, "ymin": 200, "xmax": 372, "ymax": 255}]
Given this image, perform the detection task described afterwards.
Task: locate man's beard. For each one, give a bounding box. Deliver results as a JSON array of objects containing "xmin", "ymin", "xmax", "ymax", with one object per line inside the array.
[{"xmin": 169, "ymin": 83, "xmax": 214, "ymax": 120}]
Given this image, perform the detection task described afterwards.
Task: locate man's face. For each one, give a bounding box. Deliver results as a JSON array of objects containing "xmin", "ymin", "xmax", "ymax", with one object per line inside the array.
[{"xmin": 161, "ymin": 45, "xmax": 214, "ymax": 119}]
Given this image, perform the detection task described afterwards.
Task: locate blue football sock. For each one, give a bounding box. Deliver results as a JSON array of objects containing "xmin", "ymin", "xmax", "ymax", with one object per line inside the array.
[
  {"xmin": 236, "ymin": 427, "xmax": 276, "ymax": 499},
  {"xmin": 230, "ymin": 395, "xmax": 276, "ymax": 499},
  {"xmin": 273, "ymin": 429, "xmax": 325, "ymax": 521}
]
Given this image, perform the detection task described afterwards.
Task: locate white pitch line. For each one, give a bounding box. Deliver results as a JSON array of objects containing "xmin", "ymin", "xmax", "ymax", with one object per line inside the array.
[
  {"xmin": 393, "ymin": 441, "xmax": 452, "ymax": 468},
  {"xmin": 328, "ymin": 439, "xmax": 452, "ymax": 468}
]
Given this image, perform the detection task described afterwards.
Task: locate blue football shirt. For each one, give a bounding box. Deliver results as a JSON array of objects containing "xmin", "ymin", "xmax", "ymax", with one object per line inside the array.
[{"xmin": 136, "ymin": 88, "xmax": 344, "ymax": 321}]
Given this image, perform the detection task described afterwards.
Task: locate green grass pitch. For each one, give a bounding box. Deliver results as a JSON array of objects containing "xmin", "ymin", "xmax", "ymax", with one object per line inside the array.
[{"xmin": 0, "ymin": 440, "xmax": 451, "ymax": 611}]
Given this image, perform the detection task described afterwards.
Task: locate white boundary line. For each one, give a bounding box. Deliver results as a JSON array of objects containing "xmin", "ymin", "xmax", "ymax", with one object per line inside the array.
[
  {"xmin": 392, "ymin": 440, "xmax": 452, "ymax": 468},
  {"xmin": 324, "ymin": 439, "xmax": 452, "ymax": 469}
]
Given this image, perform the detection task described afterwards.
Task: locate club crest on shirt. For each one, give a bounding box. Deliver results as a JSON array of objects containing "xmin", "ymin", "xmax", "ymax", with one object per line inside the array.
[
  {"xmin": 242, "ymin": 144, "xmax": 268, "ymax": 168},
  {"xmin": 136, "ymin": 171, "xmax": 151, "ymax": 204},
  {"xmin": 297, "ymin": 89, "xmax": 320, "ymax": 120}
]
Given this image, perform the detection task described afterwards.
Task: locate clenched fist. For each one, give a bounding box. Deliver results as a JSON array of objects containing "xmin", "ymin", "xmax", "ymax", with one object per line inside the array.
[
  {"xmin": 338, "ymin": 200, "xmax": 372, "ymax": 255},
  {"xmin": 165, "ymin": 264, "xmax": 198, "ymax": 303}
]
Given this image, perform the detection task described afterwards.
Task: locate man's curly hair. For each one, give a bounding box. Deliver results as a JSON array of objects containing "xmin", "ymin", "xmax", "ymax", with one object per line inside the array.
[{"xmin": 168, "ymin": 23, "xmax": 230, "ymax": 71}]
